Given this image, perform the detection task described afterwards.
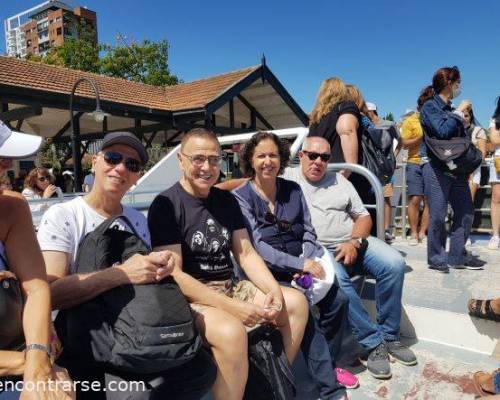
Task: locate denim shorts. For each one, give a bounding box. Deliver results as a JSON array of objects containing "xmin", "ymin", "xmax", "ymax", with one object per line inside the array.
[{"xmin": 406, "ymin": 163, "xmax": 425, "ymax": 196}]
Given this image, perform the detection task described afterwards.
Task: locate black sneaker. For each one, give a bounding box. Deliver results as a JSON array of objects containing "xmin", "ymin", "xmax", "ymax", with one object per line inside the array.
[
  {"xmin": 428, "ymin": 264, "xmax": 450, "ymax": 273},
  {"xmin": 449, "ymin": 255, "xmax": 485, "ymax": 271},
  {"xmin": 385, "ymin": 341, "xmax": 417, "ymax": 366},
  {"xmin": 361, "ymin": 342, "xmax": 391, "ymax": 379}
]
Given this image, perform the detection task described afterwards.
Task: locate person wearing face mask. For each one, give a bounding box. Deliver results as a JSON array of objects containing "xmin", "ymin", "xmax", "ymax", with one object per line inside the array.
[{"xmin": 419, "ymin": 66, "xmax": 484, "ymax": 273}]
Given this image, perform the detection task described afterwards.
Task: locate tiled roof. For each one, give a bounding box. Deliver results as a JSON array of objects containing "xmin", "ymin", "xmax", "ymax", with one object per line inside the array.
[{"xmin": 0, "ymin": 56, "xmax": 259, "ymax": 112}]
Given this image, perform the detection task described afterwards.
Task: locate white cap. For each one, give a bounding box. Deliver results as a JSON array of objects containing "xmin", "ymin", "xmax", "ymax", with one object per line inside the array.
[
  {"xmin": 366, "ymin": 102, "xmax": 377, "ymax": 112},
  {"xmin": 0, "ymin": 120, "xmax": 42, "ymax": 159},
  {"xmin": 401, "ymin": 109, "xmax": 415, "ymax": 118}
]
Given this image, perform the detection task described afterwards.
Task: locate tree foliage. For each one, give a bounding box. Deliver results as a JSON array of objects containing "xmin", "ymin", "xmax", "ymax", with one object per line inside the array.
[
  {"xmin": 29, "ymin": 23, "xmax": 178, "ymax": 86},
  {"xmin": 384, "ymin": 112, "xmax": 395, "ymax": 122},
  {"xmin": 100, "ymin": 40, "xmax": 178, "ymax": 86}
]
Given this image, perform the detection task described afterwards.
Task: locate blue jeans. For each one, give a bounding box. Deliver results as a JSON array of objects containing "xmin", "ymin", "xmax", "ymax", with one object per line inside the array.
[
  {"xmin": 422, "ymin": 162, "xmax": 473, "ymax": 266},
  {"xmin": 299, "ymin": 283, "xmax": 349, "ymax": 400},
  {"xmin": 494, "ymin": 368, "xmax": 500, "ymax": 394},
  {"xmin": 331, "ymin": 236, "xmax": 405, "ymax": 350}
]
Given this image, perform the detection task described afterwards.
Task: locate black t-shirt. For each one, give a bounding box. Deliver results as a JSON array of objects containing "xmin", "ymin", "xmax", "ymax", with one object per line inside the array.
[
  {"xmin": 308, "ymin": 100, "xmax": 362, "ymax": 164},
  {"xmin": 148, "ymin": 182, "xmax": 246, "ymax": 282}
]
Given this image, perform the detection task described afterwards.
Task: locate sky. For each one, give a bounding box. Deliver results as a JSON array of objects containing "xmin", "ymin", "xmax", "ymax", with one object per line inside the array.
[{"xmin": 2, "ymin": 0, "xmax": 500, "ymax": 125}]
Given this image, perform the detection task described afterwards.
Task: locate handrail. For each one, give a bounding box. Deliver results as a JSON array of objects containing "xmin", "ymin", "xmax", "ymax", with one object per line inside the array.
[{"xmin": 326, "ymin": 163, "xmax": 385, "ymax": 240}]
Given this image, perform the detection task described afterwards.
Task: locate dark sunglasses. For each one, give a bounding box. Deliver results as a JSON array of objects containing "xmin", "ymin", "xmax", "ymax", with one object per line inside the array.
[
  {"xmin": 103, "ymin": 151, "xmax": 143, "ymax": 173},
  {"xmin": 37, "ymin": 176, "xmax": 48, "ymax": 182},
  {"xmin": 302, "ymin": 150, "xmax": 331, "ymax": 163},
  {"xmin": 264, "ymin": 211, "xmax": 291, "ymax": 232}
]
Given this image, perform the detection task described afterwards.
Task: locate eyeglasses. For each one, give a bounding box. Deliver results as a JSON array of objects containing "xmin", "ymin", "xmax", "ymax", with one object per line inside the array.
[
  {"xmin": 37, "ymin": 176, "xmax": 48, "ymax": 182},
  {"xmin": 302, "ymin": 151, "xmax": 331, "ymax": 162},
  {"xmin": 180, "ymin": 152, "xmax": 225, "ymax": 167},
  {"xmin": 102, "ymin": 151, "xmax": 143, "ymax": 173},
  {"xmin": 264, "ymin": 211, "xmax": 291, "ymax": 232}
]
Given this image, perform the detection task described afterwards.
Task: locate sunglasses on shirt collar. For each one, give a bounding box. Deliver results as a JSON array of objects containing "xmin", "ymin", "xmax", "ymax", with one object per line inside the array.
[
  {"xmin": 102, "ymin": 151, "xmax": 143, "ymax": 173},
  {"xmin": 302, "ymin": 150, "xmax": 331, "ymax": 163},
  {"xmin": 264, "ymin": 211, "xmax": 292, "ymax": 232}
]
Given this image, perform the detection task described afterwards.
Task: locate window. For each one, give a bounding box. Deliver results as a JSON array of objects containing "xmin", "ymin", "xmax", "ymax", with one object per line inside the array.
[
  {"xmin": 27, "ymin": 39, "xmax": 31, "ymax": 47},
  {"xmin": 56, "ymin": 27, "xmax": 62, "ymax": 35}
]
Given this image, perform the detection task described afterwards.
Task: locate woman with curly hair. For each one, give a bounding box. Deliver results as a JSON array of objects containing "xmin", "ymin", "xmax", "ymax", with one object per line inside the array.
[
  {"xmin": 232, "ymin": 131, "xmax": 354, "ymax": 400},
  {"xmin": 22, "ymin": 167, "xmax": 63, "ymax": 213}
]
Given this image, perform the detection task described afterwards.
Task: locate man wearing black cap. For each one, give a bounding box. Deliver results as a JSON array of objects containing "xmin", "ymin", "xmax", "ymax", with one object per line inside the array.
[{"xmin": 38, "ymin": 132, "xmax": 216, "ymax": 399}]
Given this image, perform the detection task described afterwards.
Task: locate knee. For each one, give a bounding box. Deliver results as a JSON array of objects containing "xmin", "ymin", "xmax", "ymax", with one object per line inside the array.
[
  {"xmin": 492, "ymin": 188, "xmax": 500, "ymax": 204},
  {"xmin": 215, "ymin": 320, "xmax": 248, "ymax": 356},
  {"xmin": 284, "ymin": 288, "xmax": 309, "ymax": 317}
]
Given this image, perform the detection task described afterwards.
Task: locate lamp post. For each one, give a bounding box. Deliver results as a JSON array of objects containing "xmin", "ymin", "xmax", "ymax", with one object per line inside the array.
[{"xmin": 69, "ymin": 77, "xmax": 108, "ymax": 192}]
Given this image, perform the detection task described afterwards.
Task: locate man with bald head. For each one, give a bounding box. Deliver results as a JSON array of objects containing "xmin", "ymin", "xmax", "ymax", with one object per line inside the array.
[{"xmin": 283, "ymin": 136, "xmax": 416, "ymax": 380}]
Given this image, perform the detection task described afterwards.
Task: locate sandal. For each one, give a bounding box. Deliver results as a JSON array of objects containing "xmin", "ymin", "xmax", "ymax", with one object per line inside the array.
[
  {"xmin": 468, "ymin": 299, "xmax": 500, "ymax": 322},
  {"xmin": 473, "ymin": 371, "xmax": 496, "ymax": 397}
]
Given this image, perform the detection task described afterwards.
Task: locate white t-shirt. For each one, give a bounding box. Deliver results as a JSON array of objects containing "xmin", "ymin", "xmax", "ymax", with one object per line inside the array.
[{"xmin": 37, "ymin": 197, "xmax": 150, "ymax": 274}]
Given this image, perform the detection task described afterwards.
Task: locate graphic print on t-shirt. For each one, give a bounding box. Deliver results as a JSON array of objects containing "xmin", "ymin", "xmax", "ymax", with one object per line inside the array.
[{"xmin": 191, "ymin": 216, "xmax": 230, "ymax": 273}]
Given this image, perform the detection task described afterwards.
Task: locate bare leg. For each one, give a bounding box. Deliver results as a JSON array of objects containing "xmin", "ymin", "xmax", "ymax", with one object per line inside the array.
[
  {"xmin": 469, "ymin": 179, "xmax": 478, "ymax": 202},
  {"xmin": 407, "ymin": 195, "xmax": 422, "ymax": 238},
  {"xmin": 419, "ymin": 197, "xmax": 430, "ymax": 239},
  {"xmin": 253, "ymin": 286, "xmax": 308, "ymax": 363},
  {"xmin": 194, "ymin": 307, "xmax": 248, "ymax": 400},
  {"xmin": 384, "ymin": 198, "xmax": 392, "ymax": 231}
]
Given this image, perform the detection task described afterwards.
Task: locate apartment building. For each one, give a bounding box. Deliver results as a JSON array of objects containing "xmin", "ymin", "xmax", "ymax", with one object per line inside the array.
[{"xmin": 4, "ymin": 1, "xmax": 97, "ymax": 58}]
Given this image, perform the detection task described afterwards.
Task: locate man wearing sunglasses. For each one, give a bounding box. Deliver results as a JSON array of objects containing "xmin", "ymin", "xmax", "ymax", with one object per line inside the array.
[
  {"xmin": 37, "ymin": 132, "xmax": 216, "ymax": 399},
  {"xmin": 283, "ymin": 136, "xmax": 416, "ymax": 380}
]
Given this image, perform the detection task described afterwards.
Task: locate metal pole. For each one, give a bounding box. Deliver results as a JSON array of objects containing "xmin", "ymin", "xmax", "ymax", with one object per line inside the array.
[
  {"xmin": 326, "ymin": 163, "xmax": 385, "ymax": 240},
  {"xmin": 401, "ymin": 162, "xmax": 407, "ymax": 240},
  {"xmin": 70, "ymin": 77, "xmax": 102, "ymax": 192}
]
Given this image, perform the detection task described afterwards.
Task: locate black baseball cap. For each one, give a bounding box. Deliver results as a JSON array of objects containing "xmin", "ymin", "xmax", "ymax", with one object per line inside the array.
[{"xmin": 100, "ymin": 131, "xmax": 148, "ymax": 164}]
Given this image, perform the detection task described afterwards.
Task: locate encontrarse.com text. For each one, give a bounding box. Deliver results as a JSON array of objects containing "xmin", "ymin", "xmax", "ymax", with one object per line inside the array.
[{"xmin": 0, "ymin": 380, "xmax": 146, "ymax": 393}]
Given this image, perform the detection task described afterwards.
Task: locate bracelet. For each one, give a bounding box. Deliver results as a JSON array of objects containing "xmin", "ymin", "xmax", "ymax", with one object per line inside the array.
[{"xmin": 25, "ymin": 343, "xmax": 52, "ymax": 358}]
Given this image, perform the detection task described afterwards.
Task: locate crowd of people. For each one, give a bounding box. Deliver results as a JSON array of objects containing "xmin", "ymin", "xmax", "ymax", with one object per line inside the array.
[{"xmin": 0, "ymin": 63, "xmax": 499, "ymax": 400}]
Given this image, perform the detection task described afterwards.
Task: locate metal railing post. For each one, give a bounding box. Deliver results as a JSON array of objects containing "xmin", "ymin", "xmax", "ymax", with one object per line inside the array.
[
  {"xmin": 401, "ymin": 163, "xmax": 407, "ymax": 240},
  {"xmin": 326, "ymin": 163, "xmax": 385, "ymax": 240}
]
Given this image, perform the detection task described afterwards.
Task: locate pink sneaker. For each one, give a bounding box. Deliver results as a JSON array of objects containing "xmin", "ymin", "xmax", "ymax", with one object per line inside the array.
[{"xmin": 335, "ymin": 367, "xmax": 359, "ymax": 389}]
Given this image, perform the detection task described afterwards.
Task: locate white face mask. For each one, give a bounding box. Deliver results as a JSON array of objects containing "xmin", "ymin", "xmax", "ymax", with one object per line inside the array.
[{"xmin": 452, "ymin": 83, "xmax": 462, "ymax": 99}]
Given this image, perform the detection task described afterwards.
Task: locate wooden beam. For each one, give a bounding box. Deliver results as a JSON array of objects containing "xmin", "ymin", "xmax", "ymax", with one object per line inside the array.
[
  {"xmin": 236, "ymin": 94, "xmax": 273, "ymax": 130},
  {"xmin": 52, "ymin": 112, "xmax": 84, "ymax": 141},
  {"xmin": 16, "ymin": 119, "xmax": 23, "ymax": 131},
  {"xmin": 229, "ymin": 99, "xmax": 234, "ymax": 128},
  {"xmin": 145, "ymin": 131, "xmax": 158, "ymax": 148},
  {"xmin": 0, "ymin": 105, "xmax": 42, "ymax": 122}
]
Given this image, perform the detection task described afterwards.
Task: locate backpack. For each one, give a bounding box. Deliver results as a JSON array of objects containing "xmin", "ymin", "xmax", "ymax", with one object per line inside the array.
[
  {"xmin": 244, "ymin": 325, "xmax": 296, "ymax": 400},
  {"xmin": 55, "ymin": 215, "xmax": 202, "ymax": 375},
  {"xmin": 360, "ymin": 122, "xmax": 397, "ymax": 186}
]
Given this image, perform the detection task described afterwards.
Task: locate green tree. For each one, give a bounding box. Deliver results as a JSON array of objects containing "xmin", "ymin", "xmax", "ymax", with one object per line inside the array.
[
  {"xmin": 384, "ymin": 112, "xmax": 395, "ymax": 122},
  {"xmin": 30, "ymin": 25, "xmax": 178, "ymax": 87},
  {"xmin": 29, "ymin": 20, "xmax": 100, "ymax": 73},
  {"xmin": 100, "ymin": 39, "xmax": 178, "ymax": 86}
]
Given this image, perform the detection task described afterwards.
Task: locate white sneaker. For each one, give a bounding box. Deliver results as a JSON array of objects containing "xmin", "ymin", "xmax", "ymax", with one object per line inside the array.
[
  {"xmin": 488, "ymin": 235, "xmax": 500, "ymax": 250},
  {"xmin": 465, "ymin": 238, "xmax": 472, "ymax": 248},
  {"xmin": 408, "ymin": 236, "xmax": 419, "ymax": 246}
]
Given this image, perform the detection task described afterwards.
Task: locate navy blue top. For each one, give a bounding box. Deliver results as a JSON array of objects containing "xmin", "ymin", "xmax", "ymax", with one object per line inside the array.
[
  {"xmin": 232, "ymin": 178, "xmax": 324, "ymax": 280},
  {"xmin": 419, "ymin": 94, "xmax": 467, "ymax": 159}
]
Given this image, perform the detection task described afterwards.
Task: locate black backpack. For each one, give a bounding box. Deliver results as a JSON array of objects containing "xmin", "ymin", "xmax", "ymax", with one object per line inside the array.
[
  {"xmin": 55, "ymin": 215, "xmax": 202, "ymax": 375},
  {"xmin": 361, "ymin": 122, "xmax": 397, "ymax": 186},
  {"xmin": 244, "ymin": 326, "xmax": 296, "ymax": 400}
]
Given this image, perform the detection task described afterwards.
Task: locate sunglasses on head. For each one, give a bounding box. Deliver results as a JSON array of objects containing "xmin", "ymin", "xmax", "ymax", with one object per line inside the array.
[
  {"xmin": 102, "ymin": 151, "xmax": 143, "ymax": 173},
  {"xmin": 264, "ymin": 211, "xmax": 291, "ymax": 232},
  {"xmin": 302, "ymin": 150, "xmax": 331, "ymax": 162}
]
